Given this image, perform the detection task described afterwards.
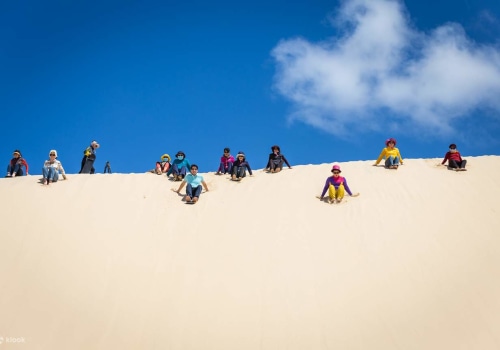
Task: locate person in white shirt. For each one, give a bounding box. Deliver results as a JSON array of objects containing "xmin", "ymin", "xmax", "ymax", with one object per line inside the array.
[{"xmin": 42, "ymin": 150, "xmax": 67, "ymax": 185}]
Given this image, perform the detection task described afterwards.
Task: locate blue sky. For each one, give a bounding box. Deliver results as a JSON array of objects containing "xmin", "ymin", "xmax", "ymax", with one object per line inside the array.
[{"xmin": 2, "ymin": 0, "xmax": 500, "ymax": 174}]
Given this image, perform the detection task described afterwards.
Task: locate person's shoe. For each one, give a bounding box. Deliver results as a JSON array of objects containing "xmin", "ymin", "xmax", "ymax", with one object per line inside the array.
[
  {"xmin": 185, "ymin": 196, "xmax": 192, "ymax": 202},
  {"xmin": 215, "ymin": 172, "xmax": 221, "ymax": 175},
  {"xmin": 192, "ymin": 197, "xmax": 198, "ymax": 203},
  {"xmin": 232, "ymin": 174, "xmax": 236, "ymax": 181},
  {"xmin": 337, "ymin": 197, "xmax": 343, "ymax": 203},
  {"xmin": 6, "ymin": 173, "xmax": 11, "ymax": 177},
  {"xmin": 11, "ymin": 173, "xmax": 16, "ymax": 177}
]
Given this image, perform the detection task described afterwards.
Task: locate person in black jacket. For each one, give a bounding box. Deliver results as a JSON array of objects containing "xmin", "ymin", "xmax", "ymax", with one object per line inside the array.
[
  {"xmin": 231, "ymin": 151, "xmax": 253, "ymax": 181},
  {"xmin": 265, "ymin": 145, "xmax": 292, "ymax": 173}
]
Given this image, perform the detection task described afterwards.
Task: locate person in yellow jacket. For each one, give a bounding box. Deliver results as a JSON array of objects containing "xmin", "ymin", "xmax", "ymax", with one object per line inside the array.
[{"xmin": 373, "ymin": 138, "xmax": 403, "ymax": 169}]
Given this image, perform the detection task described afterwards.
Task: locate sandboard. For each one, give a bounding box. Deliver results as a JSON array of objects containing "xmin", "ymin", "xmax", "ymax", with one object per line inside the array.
[{"xmin": 81, "ymin": 154, "xmax": 96, "ymax": 174}]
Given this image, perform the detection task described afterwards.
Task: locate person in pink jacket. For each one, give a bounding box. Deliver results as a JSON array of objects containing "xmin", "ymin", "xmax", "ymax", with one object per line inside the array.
[{"xmin": 215, "ymin": 147, "xmax": 234, "ymax": 175}]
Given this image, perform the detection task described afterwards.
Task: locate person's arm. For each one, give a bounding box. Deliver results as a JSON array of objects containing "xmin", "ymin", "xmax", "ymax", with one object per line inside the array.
[
  {"xmin": 373, "ymin": 149, "xmax": 385, "ymax": 165},
  {"xmin": 246, "ymin": 162, "xmax": 253, "ymax": 175},
  {"xmin": 282, "ymin": 155, "xmax": 292, "ymax": 168},
  {"xmin": 441, "ymin": 152, "xmax": 450, "ymax": 165},
  {"xmin": 167, "ymin": 161, "xmax": 174, "ymax": 176},
  {"xmin": 320, "ymin": 178, "xmax": 330, "ymax": 199},
  {"xmin": 202, "ymin": 180, "xmax": 209, "ymax": 192},
  {"xmin": 265, "ymin": 154, "xmax": 272, "ymax": 170},
  {"xmin": 22, "ymin": 159, "xmax": 29, "ymax": 174},
  {"xmin": 59, "ymin": 162, "xmax": 67, "ymax": 179},
  {"xmin": 342, "ymin": 178, "xmax": 353, "ymax": 196},
  {"xmin": 398, "ymin": 149, "xmax": 403, "ymax": 164},
  {"xmin": 176, "ymin": 180, "xmax": 187, "ymax": 193}
]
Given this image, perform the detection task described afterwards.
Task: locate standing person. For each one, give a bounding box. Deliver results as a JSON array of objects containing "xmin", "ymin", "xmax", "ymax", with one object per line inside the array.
[
  {"xmin": 231, "ymin": 151, "xmax": 253, "ymax": 181},
  {"xmin": 42, "ymin": 150, "xmax": 67, "ymax": 185},
  {"xmin": 167, "ymin": 151, "xmax": 191, "ymax": 181},
  {"xmin": 440, "ymin": 144, "xmax": 467, "ymax": 171},
  {"xmin": 265, "ymin": 145, "xmax": 292, "ymax": 173},
  {"xmin": 79, "ymin": 140, "xmax": 100, "ymax": 174},
  {"xmin": 175, "ymin": 164, "xmax": 209, "ymax": 204},
  {"xmin": 318, "ymin": 165, "xmax": 359, "ymax": 204},
  {"xmin": 104, "ymin": 161, "xmax": 112, "ymax": 174},
  {"xmin": 155, "ymin": 154, "xmax": 171, "ymax": 175},
  {"xmin": 6, "ymin": 149, "xmax": 29, "ymax": 177},
  {"xmin": 373, "ymin": 138, "xmax": 404, "ymax": 169},
  {"xmin": 215, "ymin": 147, "xmax": 234, "ymax": 175}
]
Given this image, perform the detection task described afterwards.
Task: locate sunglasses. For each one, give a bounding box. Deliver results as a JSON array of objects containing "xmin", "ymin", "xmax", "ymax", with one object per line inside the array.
[
  {"xmin": 332, "ymin": 171, "xmax": 340, "ymax": 174},
  {"xmin": 50, "ymin": 154, "xmax": 56, "ymax": 156}
]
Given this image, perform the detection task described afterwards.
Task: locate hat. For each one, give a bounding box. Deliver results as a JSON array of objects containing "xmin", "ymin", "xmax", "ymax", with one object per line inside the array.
[
  {"xmin": 161, "ymin": 154, "xmax": 171, "ymax": 162},
  {"xmin": 49, "ymin": 150, "xmax": 58, "ymax": 157},
  {"xmin": 12, "ymin": 149, "xmax": 22, "ymax": 157},
  {"xmin": 331, "ymin": 164, "xmax": 341, "ymax": 173},
  {"xmin": 236, "ymin": 151, "xmax": 245, "ymax": 158},
  {"xmin": 91, "ymin": 140, "xmax": 100, "ymax": 148},
  {"xmin": 175, "ymin": 151, "xmax": 185, "ymax": 157},
  {"xmin": 385, "ymin": 138, "xmax": 397, "ymax": 146}
]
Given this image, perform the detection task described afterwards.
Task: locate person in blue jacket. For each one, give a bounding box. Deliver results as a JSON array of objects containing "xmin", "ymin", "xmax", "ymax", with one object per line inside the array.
[{"xmin": 167, "ymin": 151, "xmax": 191, "ymax": 181}]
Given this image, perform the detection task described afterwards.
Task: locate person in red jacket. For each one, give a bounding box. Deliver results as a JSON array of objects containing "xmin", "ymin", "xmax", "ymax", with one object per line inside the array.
[
  {"xmin": 6, "ymin": 149, "xmax": 29, "ymax": 177},
  {"xmin": 440, "ymin": 143, "xmax": 467, "ymax": 171}
]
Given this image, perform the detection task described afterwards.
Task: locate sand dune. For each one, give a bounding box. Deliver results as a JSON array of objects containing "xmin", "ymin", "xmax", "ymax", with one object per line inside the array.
[{"xmin": 1, "ymin": 156, "xmax": 500, "ymax": 350}]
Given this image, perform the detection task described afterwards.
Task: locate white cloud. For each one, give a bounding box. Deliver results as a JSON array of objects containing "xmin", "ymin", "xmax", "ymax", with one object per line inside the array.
[{"xmin": 272, "ymin": 0, "xmax": 500, "ymax": 135}]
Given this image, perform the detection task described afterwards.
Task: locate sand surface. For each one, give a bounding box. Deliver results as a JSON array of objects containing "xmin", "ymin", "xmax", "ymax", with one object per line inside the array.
[{"xmin": 1, "ymin": 156, "xmax": 499, "ymax": 350}]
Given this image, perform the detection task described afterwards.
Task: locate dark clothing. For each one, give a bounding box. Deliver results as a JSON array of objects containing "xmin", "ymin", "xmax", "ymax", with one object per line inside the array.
[
  {"xmin": 266, "ymin": 152, "xmax": 291, "ymax": 171},
  {"xmin": 448, "ymin": 159, "xmax": 467, "ymax": 170},
  {"xmin": 104, "ymin": 163, "xmax": 112, "ymax": 174},
  {"xmin": 186, "ymin": 184, "xmax": 203, "ymax": 198},
  {"xmin": 171, "ymin": 163, "xmax": 187, "ymax": 177},
  {"xmin": 232, "ymin": 159, "xmax": 252, "ymax": 178},
  {"xmin": 79, "ymin": 145, "xmax": 98, "ymax": 174},
  {"xmin": 79, "ymin": 156, "xmax": 95, "ymax": 174},
  {"xmin": 7, "ymin": 157, "xmax": 29, "ymax": 176}
]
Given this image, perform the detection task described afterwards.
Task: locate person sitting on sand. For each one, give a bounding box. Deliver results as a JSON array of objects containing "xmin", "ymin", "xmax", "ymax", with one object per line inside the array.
[
  {"xmin": 215, "ymin": 147, "xmax": 234, "ymax": 175},
  {"xmin": 440, "ymin": 144, "xmax": 467, "ymax": 171},
  {"xmin": 318, "ymin": 165, "xmax": 359, "ymax": 204},
  {"xmin": 373, "ymin": 138, "xmax": 404, "ymax": 169},
  {"xmin": 155, "ymin": 154, "xmax": 171, "ymax": 175},
  {"xmin": 265, "ymin": 145, "xmax": 292, "ymax": 173},
  {"xmin": 167, "ymin": 151, "xmax": 191, "ymax": 181},
  {"xmin": 175, "ymin": 164, "xmax": 209, "ymax": 204},
  {"xmin": 42, "ymin": 150, "xmax": 67, "ymax": 185},
  {"xmin": 6, "ymin": 149, "xmax": 29, "ymax": 177},
  {"xmin": 231, "ymin": 151, "xmax": 253, "ymax": 181}
]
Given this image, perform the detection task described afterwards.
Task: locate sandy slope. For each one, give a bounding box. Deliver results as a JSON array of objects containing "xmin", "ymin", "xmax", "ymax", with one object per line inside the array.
[{"xmin": 1, "ymin": 156, "xmax": 499, "ymax": 350}]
